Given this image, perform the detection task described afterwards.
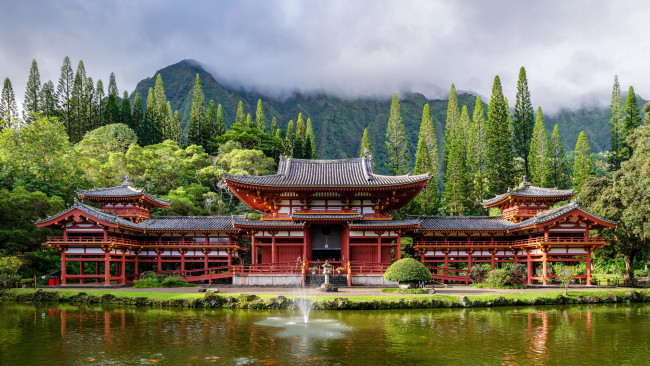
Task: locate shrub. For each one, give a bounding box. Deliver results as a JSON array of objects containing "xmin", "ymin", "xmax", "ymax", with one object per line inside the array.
[
  {"xmin": 469, "ymin": 264, "xmax": 491, "ymax": 283},
  {"xmin": 484, "ymin": 269, "xmax": 513, "ymax": 288},
  {"xmin": 133, "ymin": 271, "xmax": 195, "ymax": 288},
  {"xmin": 384, "ymin": 258, "xmax": 431, "ymax": 283}
]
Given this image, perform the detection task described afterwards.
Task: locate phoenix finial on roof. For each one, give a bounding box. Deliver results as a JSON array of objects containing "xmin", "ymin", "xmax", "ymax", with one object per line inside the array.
[{"xmin": 122, "ymin": 175, "xmax": 131, "ymax": 186}]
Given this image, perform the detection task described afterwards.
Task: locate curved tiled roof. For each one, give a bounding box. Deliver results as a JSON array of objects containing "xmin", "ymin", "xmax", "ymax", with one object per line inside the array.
[
  {"xmin": 223, "ymin": 155, "xmax": 430, "ymax": 188},
  {"xmin": 144, "ymin": 216, "xmax": 236, "ymax": 232},
  {"xmin": 347, "ymin": 219, "xmax": 421, "ymax": 228},
  {"xmin": 482, "ymin": 180, "xmax": 573, "ymax": 207},
  {"xmin": 291, "ymin": 213, "xmax": 363, "ymax": 220},
  {"xmin": 232, "ymin": 218, "xmax": 305, "ymax": 228},
  {"xmin": 417, "ymin": 216, "xmax": 513, "ymax": 231},
  {"xmin": 36, "ymin": 201, "xmax": 144, "ymax": 230},
  {"xmin": 77, "ymin": 181, "xmax": 170, "ymax": 207},
  {"xmin": 512, "ymin": 200, "xmax": 616, "ymax": 229}
]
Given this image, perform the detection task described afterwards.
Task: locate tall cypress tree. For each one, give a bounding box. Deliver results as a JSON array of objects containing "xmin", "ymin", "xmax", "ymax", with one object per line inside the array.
[
  {"xmin": 384, "ymin": 92, "xmax": 409, "ymax": 175},
  {"xmin": 573, "ymin": 131, "xmax": 594, "ymax": 194},
  {"xmin": 444, "ymin": 136, "xmax": 470, "ymax": 215},
  {"xmin": 607, "ymin": 75, "xmax": 624, "ymax": 171},
  {"xmin": 215, "ymin": 104, "xmax": 226, "ymax": 136},
  {"xmin": 549, "ymin": 124, "xmax": 569, "ymax": 188},
  {"xmin": 621, "ymin": 86, "xmax": 641, "ymax": 162},
  {"xmin": 285, "ymin": 120, "xmax": 295, "ymax": 156},
  {"xmin": 121, "ymin": 91, "xmax": 132, "ymax": 130},
  {"xmin": 513, "ymin": 66, "xmax": 535, "ymax": 175},
  {"xmin": 132, "ymin": 93, "xmax": 143, "ymax": 141},
  {"xmin": 306, "ymin": 118, "xmax": 316, "ymax": 158},
  {"xmin": 171, "ymin": 109, "xmax": 183, "ymax": 145},
  {"xmin": 94, "ymin": 80, "xmax": 105, "ymax": 127},
  {"xmin": 413, "ymin": 136, "xmax": 435, "ymax": 214},
  {"xmin": 255, "ymin": 99, "xmax": 266, "ymax": 131},
  {"xmin": 419, "ymin": 103, "xmax": 439, "ymax": 176},
  {"xmin": 38, "ymin": 80, "xmax": 57, "ymax": 118},
  {"xmin": 468, "ymin": 96, "xmax": 488, "ymax": 212},
  {"xmin": 187, "ymin": 74, "xmax": 205, "ymax": 146},
  {"xmin": 70, "ymin": 60, "xmax": 87, "ymax": 142},
  {"xmin": 443, "ymin": 84, "xmax": 460, "ymax": 171},
  {"xmin": 22, "ymin": 59, "xmax": 41, "ymax": 123},
  {"xmin": 1, "ymin": 78, "xmax": 19, "ymax": 128},
  {"xmin": 144, "ymin": 87, "xmax": 157, "ymax": 144},
  {"xmin": 528, "ymin": 107, "xmax": 551, "ymax": 186},
  {"xmin": 359, "ymin": 128, "xmax": 373, "ymax": 157},
  {"xmin": 56, "ymin": 56, "xmax": 74, "ymax": 136},
  {"xmin": 204, "ymin": 100, "xmax": 217, "ymax": 154},
  {"xmin": 83, "ymin": 77, "xmax": 95, "ymax": 130},
  {"xmin": 235, "ymin": 101, "xmax": 245, "ymax": 126},
  {"xmin": 485, "ymin": 75, "xmax": 515, "ymax": 195},
  {"xmin": 105, "ymin": 72, "xmax": 120, "ymax": 125},
  {"xmin": 270, "ymin": 117, "xmax": 278, "ymax": 137},
  {"xmin": 153, "ymin": 74, "xmax": 168, "ymax": 142},
  {"xmin": 459, "ymin": 105, "xmax": 471, "ymax": 148}
]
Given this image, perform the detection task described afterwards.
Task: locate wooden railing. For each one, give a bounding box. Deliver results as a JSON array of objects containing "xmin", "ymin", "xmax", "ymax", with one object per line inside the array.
[
  {"xmin": 414, "ymin": 236, "xmax": 606, "ymax": 249},
  {"xmin": 293, "ymin": 208, "xmax": 360, "ymax": 215},
  {"xmin": 46, "ymin": 236, "xmax": 236, "ymax": 249}
]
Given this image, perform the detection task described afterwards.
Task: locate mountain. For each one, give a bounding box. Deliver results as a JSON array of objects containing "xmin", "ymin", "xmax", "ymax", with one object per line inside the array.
[{"xmin": 131, "ymin": 59, "xmax": 642, "ymax": 171}]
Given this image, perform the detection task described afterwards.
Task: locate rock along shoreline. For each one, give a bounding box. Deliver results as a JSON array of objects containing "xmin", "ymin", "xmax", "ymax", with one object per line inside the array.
[{"xmin": 2, "ymin": 289, "xmax": 650, "ymax": 310}]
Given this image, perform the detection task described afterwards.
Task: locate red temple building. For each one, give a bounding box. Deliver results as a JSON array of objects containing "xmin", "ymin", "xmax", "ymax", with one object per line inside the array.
[{"xmin": 37, "ymin": 157, "xmax": 615, "ymax": 286}]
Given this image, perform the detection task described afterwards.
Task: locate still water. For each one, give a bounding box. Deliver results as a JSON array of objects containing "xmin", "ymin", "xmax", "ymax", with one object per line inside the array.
[{"xmin": 1, "ymin": 302, "xmax": 649, "ymax": 365}]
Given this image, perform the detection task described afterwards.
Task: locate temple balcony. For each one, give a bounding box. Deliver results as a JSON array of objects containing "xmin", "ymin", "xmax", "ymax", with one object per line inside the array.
[
  {"xmin": 44, "ymin": 236, "xmax": 238, "ymax": 250},
  {"xmin": 502, "ymin": 206, "xmax": 544, "ymax": 222},
  {"xmin": 414, "ymin": 236, "xmax": 607, "ymax": 250},
  {"xmin": 260, "ymin": 208, "xmax": 391, "ymax": 221}
]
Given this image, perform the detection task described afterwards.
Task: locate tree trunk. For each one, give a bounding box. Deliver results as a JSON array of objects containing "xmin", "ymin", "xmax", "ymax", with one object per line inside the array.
[{"xmin": 624, "ymin": 254, "xmax": 633, "ymax": 281}]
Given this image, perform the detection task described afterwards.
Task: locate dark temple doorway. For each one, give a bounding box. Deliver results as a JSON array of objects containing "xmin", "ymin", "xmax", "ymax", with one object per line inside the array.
[{"xmin": 311, "ymin": 224, "xmax": 342, "ymax": 261}]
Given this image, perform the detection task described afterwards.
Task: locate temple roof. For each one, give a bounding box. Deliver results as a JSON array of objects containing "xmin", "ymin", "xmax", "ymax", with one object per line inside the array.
[
  {"xmin": 144, "ymin": 216, "xmax": 238, "ymax": 232},
  {"xmin": 512, "ymin": 200, "xmax": 616, "ymax": 229},
  {"xmin": 232, "ymin": 218, "xmax": 305, "ymax": 228},
  {"xmin": 77, "ymin": 177, "xmax": 170, "ymax": 207},
  {"xmin": 223, "ymin": 155, "xmax": 430, "ymax": 188},
  {"xmin": 36, "ymin": 200, "xmax": 144, "ymax": 230},
  {"xmin": 482, "ymin": 179, "xmax": 573, "ymax": 207},
  {"xmin": 417, "ymin": 216, "xmax": 513, "ymax": 231},
  {"xmin": 347, "ymin": 219, "xmax": 421, "ymax": 228}
]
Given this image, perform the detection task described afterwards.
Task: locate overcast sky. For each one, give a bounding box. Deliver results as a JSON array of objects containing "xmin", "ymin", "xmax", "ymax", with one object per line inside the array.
[{"xmin": 1, "ymin": 0, "xmax": 649, "ymax": 112}]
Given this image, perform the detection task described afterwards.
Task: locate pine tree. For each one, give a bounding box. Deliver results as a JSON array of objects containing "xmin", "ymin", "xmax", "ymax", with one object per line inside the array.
[
  {"xmin": 56, "ymin": 56, "xmax": 74, "ymax": 136},
  {"xmin": 144, "ymin": 87, "xmax": 157, "ymax": 144},
  {"xmin": 444, "ymin": 136, "xmax": 470, "ymax": 215},
  {"xmin": 306, "ymin": 118, "xmax": 316, "ymax": 158},
  {"xmin": 245, "ymin": 113, "xmax": 253, "ymax": 129},
  {"xmin": 485, "ymin": 75, "xmax": 515, "ymax": 195},
  {"xmin": 284, "ymin": 120, "xmax": 295, "ymax": 156},
  {"xmin": 38, "ymin": 80, "xmax": 57, "ymax": 118},
  {"xmin": 105, "ymin": 72, "xmax": 120, "ymax": 125},
  {"xmin": 467, "ymin": 96, "xmax": 488, "ymax": 212},
  {"xmin": 513, "ymin": 66, "xmax": 535, "ymax": 175},
  {"xmin": 94, "ymin": 80, "xmax": 105, "ymax": 126},
  {"xmin": 132, "ymin": 93, "xmax": 143, "ymax": 141},
  {"xmin": 621, "ymin": 86, "xmax": 641, "ymax": 161},
  {"xmin": 204, "ymin": 100, "xmax": 217, "ymax": 153},
  {"xmin": 303, "ymin": 134, "xmax": 314, "ymax": 159},
  {"xmin": 549, "ymin": 124, "xmax": 569, "ymax": 188},
  {"xmin": 414, "ymin": 136, "xmax": 437, "ymax": 215},
  {"xmin": 70, "ymin": 60, "xmax": 87, "ymax": 142},
  {"xmin": 215, "ymin": 104, "xmax": 226, "ymax": 136},
  {"xmin": 171, "ymin": 108, "xmax": 183, "ymax": 145},
  {"xmin": 187, "ymin": 74, "xmax": 205, "ymax": 146},
  {"xmin": 296, "ymin": 113, "xmax": 306, "ymax": 141},
  {"xmin": 528, "ymin": 107, "xmax": 551, "ymax": 186},
  {"xmin": 459, "ymin": 105, "xmax": 471, "ymax": 149},
  {"xmin": 1, "ymin": 78, "xmax": 19, "ymax": 128},
  {"xmin": 255, "ymin": 99, "xmax": 266, "ymax": 131},
  {"xmin": 573, "ymin": 131, "xmax": 594, "ymax": 194},
  {"xmin": 443, "ymin": 84, "xmax": 460, "ymax": 170},
  {"xmin": 22, "ymin": 59, "xmax": 41, "ymax": 123},
  {"xmin": 121, "ymin": 91, "xmax": 132, "ymax": 130},
  {"xmin": 83, "ymin": 76, "xmax": 95, "ymax": 130},
  {"xmin": 153, "ymin": 74, "xmax": 168, "ymax": 142},
  {"xmin": 235, "ymin": 101, "xmax": 245, "ymax": 126},
  {"xmin": 419, "ymin": 104, "xmax": 440, "ymax": 175},
  {"xmin": 270, "ymin": 117, "xmax": 278, "ymax": 137},
  {"xmin": 384, "ymin": 92, "xmax": 409, "ymax": 175},
  {"xmin": 607, "ymin": 75, "xmax": 624, "ymax": 171},
  {"xmin": 359, "ymin": 128, "xmax": 373, "ymax": 157}
]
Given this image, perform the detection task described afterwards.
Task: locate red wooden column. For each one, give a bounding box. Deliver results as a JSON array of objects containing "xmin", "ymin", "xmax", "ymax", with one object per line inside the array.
[
  {"xmin": 63, "ymin": 227, "xmax": 68, "ymax": 241},
  {"xmin": 586, "ymin": 248, "xmax": 592, "ymax": 285},
  {"xmin": 376, "ymin": 232, "xmax": 382, "ymax": 263},
  {"xmin": 79, "ymin": 262, "xmax": 84, "ymax": 284},
  {"xmin": 180, "ymin": 250, "xmax": 186, "ymax": 272},
  {"xmin": 342, "ymin": 226, "xmax": 350, "ymax": 263},
  {"xmin": 103, "ymin": 227, "xmax": 108, "ymax": 241},
  {"xmin": 396, "ymin": 235, "xmax": 402, "ymax": 261},
  {"xmin": 251, "ymin": 236, "xmax": 257, "ymax": 264},
  {"xmin": 104, "ymin": 252, "xmax": 111, "ymax": 286},
  {"xmin": 60, "ymin": 252, "xmax": 67, "ymax": 285},
  {"xmin": 490, "ymin": 234, "xmax": 496, "ymax": 270},
  {"xmin": 542, "ymin": 250, "xmax": 549, "ymax": 286},
  {"xmin": 271, "ymin": 233, "xmax": 276, "ymax": 264},
  {"xmin": 156, "ymin": 249, "xmax": 162, "ymax": 272},
  {"xmin": 121, "ymin": 251, "xmax": 126, "ymax": 284},
  {"xmin": 526, "ymin": 250, "xmax": 533, "ymax": 285},
  {"xmin": 96, "ymin": 261, "xmax": 100, "ymax": 283}
]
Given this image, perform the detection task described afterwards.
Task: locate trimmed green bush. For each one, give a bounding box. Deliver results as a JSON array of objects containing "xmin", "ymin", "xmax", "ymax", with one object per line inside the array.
[
  {"xmin": 133, "ymin": 271, "xmax": 195, "ymax": 288},
  {"xmin": 484, "ymin": 269, "xmax": 513, "ymax": 288},
  {"xmin": 384, "ymin": 258, "xmax": 431, "ymax": 283}
]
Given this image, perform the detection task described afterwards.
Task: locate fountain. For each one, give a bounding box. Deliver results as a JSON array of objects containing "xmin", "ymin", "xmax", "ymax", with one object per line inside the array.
[{"xmin": 294, "ymin": 297, "xmax": 313, "ymax": 324}]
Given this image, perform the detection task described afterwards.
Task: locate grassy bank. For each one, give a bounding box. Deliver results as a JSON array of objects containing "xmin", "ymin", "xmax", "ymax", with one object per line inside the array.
[{"xmin": 2, "ymin": 288, "xmax": 650, "ymax": 310}]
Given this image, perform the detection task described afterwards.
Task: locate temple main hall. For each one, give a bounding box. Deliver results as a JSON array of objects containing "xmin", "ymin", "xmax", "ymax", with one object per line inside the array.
[{"xmin": 37, "ymin": 155, "xmax": 615, "ymax": 286}]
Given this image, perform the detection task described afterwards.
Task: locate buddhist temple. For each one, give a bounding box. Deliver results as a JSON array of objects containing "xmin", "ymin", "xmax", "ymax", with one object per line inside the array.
[{"xmin": 37, "ymin": 158, "xmax": 615, "ymax": 286}]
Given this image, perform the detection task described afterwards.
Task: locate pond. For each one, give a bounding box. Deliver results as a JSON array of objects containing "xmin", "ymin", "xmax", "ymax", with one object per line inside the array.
[{"xmin": 1, "ymin": 302, "xmax": 648, "ymax": 365}]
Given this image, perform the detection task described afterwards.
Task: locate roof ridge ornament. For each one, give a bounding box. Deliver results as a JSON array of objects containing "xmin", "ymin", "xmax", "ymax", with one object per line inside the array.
[
  {"xmin": 122, "ymin": 175, "xmax": 131, "ymax": 186},
  {"xmin": 361, "ymin": 156, "xmax": 372, "ymax": 181}
]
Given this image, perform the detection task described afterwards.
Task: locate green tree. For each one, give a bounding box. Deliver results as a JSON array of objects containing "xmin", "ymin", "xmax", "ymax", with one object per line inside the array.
[
  {"xmin": 443, "ymin": 84, "xmax": 460, "ymax": 170},
  {"xmin": 513, "ymin": 66, "xmax": 535, "ymax": 175},
  {"xmin": 444, "ymin": 134, "xmax": 470, "ymax": 215},
  {"xmin": 468, "ymin": 96, "xmax": 488, "ymax": 212},
  {"xmin": 413, "ymin": 136, "xmax": 438, "ymax": 215},
  {"xmin": 204, "ymin": 100, "xmax": 217, "ymax": 153},
  {"xmin": 215, "ymin": 104, "xmax": 226, "ymax": 136},
  {"xmin": 255, "ymin": 99, "xmax": 266, "ymax": 131},
  {"xmin": 187, "ymin": 74, "xmax": 206, "ymax": 147},
  {"xmin": 620, "ymin": 86, "xmax": 642, "ymax": 162},
  {"xmin": 549, "ymin": 124, "xmax": 570, "ymax": 188},
  {"xmin": 384, "ymin": 92, "xmax": 410, "ymax": 175},
  {"xmin": 528, "ymin": 107, "xmax": 551, "ymax": 186},
  {"xmin": 245, "ymin": 113, "xmax": 253, "ymax": 129},
  {"xmin": 270, "ymin": 117, "xmax": 278, "ymax": 137},
  {"xmin": 170, "ymin": 107, "xmax": 183, "ymax": 146},
  {"xmin": 572, "ymin": 131, "xmax": 593, "ymax": 194},
  {"xmin": 121, "ymin": 91, "xmax": 132, "ymax": 130},
  {"xmin": 212, "ymin": 121, "xmax": 282, "ymax": 161},
  {"xmin": 144, "ymin": 87, "xmax": 157, "ymax": 144},
  {"xmin": 217, "ymin": 148, "xmax": 275, "ymax": 175},
  {"xmin": 56, "ymin": 56, "xmax": 74, "ymax": 136},
  {"xmin": 1, "ymin": 78, "xmax": 19, "ymax": 128},
  {"xmin": 235, "ymin": 101, "xmax": 245, "ymax": 126},
  {"xmin": 38, "ymin": 80, "xmax": 57, "ymax": 118},
  {"xmin": 132, "ymin": 93, "xmax": 143, "ymax": 140},
  {"xmin": 306, "ymin": 118, "xmax": 316, "ymax": 158},
  {"xmin": 359, "ymin": 128, "xmax": 373, "ymax": 157},
  {"xmin": 93, "ymin": 79, "xmax": 105, "ymax": 127},
  {"xmin": 485, "ymin": 75, "xmax": 515, "ymax": 195},
  {"xmin": 22, "ymin": 59, "xmax": 41, "ymax": 123},
  {"xmin": 284, "ymin": 120, "xmax": 295, "ymax": 156},
  {"xmin": 69, "ymin": 60, "xmax": 88, "ymax": 142},
  {"xmin": 105, "ymin": 72, "xmax": 121, "ymax": 125},
  {"xmin": 607, "ymin": 75, "xmax": 624, "ymax": 171},
  {"xmin": 642, "ymin": 102, "xmax": 650, "ymax": 125},
  {"xmin": 419, "ymin": 104, "xmax": 439, "ymax": 175}
]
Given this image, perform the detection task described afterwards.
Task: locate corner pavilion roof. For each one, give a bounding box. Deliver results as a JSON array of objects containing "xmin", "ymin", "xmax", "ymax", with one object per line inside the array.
[
  {"xmin": 77, "ymin": 177, "xmax": 170, "ymax": 207},
  {"xmin": 222, "ymin": 155, "xmax": 430, "ymax": 188},
  {"xmin": 482, "ymin": 178, "xmax": 573, "ymax": 207}
]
